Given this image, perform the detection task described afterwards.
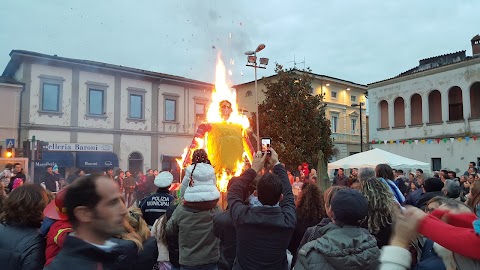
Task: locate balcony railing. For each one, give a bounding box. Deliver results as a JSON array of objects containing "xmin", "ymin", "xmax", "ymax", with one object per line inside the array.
[{"xmin": 331, "ymin": 133, "xmax": 361, "ymax": 144}]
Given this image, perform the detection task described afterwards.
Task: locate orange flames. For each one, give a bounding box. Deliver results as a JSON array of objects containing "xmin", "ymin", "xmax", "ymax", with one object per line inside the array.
[{"xmin": 176, "ymin": 56, "xmax": 251, "ymax": 192}]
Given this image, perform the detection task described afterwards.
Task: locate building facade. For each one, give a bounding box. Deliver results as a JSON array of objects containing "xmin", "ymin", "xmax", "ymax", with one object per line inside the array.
[
  {"xmin": 368, "ymin": 35, "xmax": 480, "ymax": 173},
  {"xmin": 234, "ymin": 72, "xmax": 368, "ymax": 161},
  {"xmin": 0, "ymin": 76, "xmax": 23, "ymax": 151},
  {"xmin": 2, "ymin": 50, "xmax": 213, "ymax": 181}
]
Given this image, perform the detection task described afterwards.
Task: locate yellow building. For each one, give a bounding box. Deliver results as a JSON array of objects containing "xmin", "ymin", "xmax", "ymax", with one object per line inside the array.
[{"xmin": 234, "ymin": 71, "xmax": 368, "ymax": 161}]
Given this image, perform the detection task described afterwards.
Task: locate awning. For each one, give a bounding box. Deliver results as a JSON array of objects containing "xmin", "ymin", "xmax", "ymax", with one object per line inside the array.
[
  {"xmin": 76, "ymin": 152, "xmax": 119, "ymax": 168},
  {"xmin": 34, "ymin": 152, "xmax": 74, "ymax": 167}
]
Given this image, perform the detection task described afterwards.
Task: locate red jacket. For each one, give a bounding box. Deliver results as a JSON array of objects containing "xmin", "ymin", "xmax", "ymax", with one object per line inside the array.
[
  {"xmin": 45, "ymin": 220, "xmax": 73, "ymax": 266},
  {"xmin": 418, "ymin": 209, "xmax": 479, "ymax": 260}
]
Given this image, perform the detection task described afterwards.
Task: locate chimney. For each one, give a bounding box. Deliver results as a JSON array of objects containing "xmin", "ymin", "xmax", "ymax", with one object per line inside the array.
[{"xmin": 472, "ymin": 34, "xmax": 480, "ymax": 57}]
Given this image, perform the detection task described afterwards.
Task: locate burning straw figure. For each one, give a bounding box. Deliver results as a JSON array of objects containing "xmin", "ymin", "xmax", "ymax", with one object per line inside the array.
[{"xmin": 180, "ymin": 58, "xmax": 255, "ymax": 192}]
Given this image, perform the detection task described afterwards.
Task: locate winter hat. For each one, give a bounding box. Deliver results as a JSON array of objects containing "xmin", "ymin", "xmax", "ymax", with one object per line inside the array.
[
  {"xmin": 330, "ymin": 188, "xmax": 368, "ymax": 226},
  {"xmin": 44, "ymin": 188, "xmax": 69, "ymax": 220},
  {"xmin": 183, "ymin": 163, "xmax": 220, "ymax": 202},
  {"xmin": 154, "ymin": 171, "xmax": 173, "ymax": 188},
  {"xmin": 53, "ymin": 165, "xmax": 59, "ymax": 172}
]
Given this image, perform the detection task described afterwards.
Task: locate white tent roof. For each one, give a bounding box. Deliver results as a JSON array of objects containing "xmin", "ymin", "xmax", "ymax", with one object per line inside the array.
[{"xmin": 328, "ymin": 148, "xmax": 430, "ymax": 172}]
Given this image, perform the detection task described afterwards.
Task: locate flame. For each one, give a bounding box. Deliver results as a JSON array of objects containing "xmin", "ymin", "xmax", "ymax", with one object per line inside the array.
[
  {"xmin": 178, "ymin": 55, "xmax": 251, "ymax": 194},
  {"xmin": 206, "ymin": 57, "xmax": 250, "ymax": 129},
  {"xmin": 176, "ymin": 147, "xmax": 189, "ymax": 169},
  {"xmin": 217, "ymin": 170, "xmax": 229, "ymax": 193}
]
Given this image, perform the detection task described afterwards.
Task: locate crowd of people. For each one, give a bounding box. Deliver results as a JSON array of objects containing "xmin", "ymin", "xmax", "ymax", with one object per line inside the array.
[{"xmin": 0, "ymin": 148, "xmax": 479, "ymax": 270}]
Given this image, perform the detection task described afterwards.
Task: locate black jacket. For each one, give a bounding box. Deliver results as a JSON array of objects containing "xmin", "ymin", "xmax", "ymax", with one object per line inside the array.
[
  {"xmin": 213, "ymin": 211, "xmax": 237, "ymax": 270},
  {"xmin": 45, "ymin": 235, "xmax": 134, "ymax": 270},
  {"xmin": 134, "ymin": 237, "xmax": 158, "ymax": 270},
  {"xmin": 288, "ymin": 218, "xmax": 320, "ymax": 266},
  {"xmin": 297, "ymin": 218, "xmax": 332, "ymax": 253},
  {"xmin": 227, "ymin": 165, "xmax": 296, "ymax": 270},
  {"xmin": 7, "ymin": 172, "xmax": 26, "ymax": 190},
  {"xmin": 405, "ymin": 188, "xmax": 424, "ymax": 206},
  {"xmin": 416, "ymin": 191, "xmax": 446, "ymax": 210},
  {"xmin": 139, "ymin": 189, "xmax": 175, "ymax": 226},
  {"xmin": 0, "ymin": 223, "xmax": 45, "ymax": 270},
  {"xmin": 43, "ymin": 173, "xmax": 58, "ymax": 192},
  {"xmin": 111, "ymin": 237, "xmax": 158, "ymax": 270}
]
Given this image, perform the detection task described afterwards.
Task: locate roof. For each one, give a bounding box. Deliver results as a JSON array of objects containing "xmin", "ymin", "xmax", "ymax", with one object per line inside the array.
[
  {"xmin": 369, "ymin": 50, "xmax": 476, "ymax": 86},
  {"xmin": 233, "ymin": 69, "xmax": 367, "ymax": 89},
  {"xmin": 472, "ymin": 34, "xmax": 480, "ymax": 42},
  {"xmin": 0, "ymin": 76, "xmax": 23, "ymax": 85},
  {"xmin": 2, "ymin": 50, "xmax": 213, "ymax": 88}
]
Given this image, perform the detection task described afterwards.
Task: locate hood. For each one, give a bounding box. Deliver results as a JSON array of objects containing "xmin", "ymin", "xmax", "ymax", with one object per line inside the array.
[
  {"xmin": 184, "ymin": 163, "xmax": 219, "ymax": 202},
  {"xmin": 308, "ymin": 223, "xmax": 380, "ymax": 269}
]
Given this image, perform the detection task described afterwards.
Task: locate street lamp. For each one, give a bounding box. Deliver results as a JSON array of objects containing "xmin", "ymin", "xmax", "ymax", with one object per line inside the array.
[
  {"xmin": 351, "ymin": 102, "xmax": 364, "ymax": 152},
  {"xmin": 245, "ymin": 44, "xmax": 269, "ymax": 152}
]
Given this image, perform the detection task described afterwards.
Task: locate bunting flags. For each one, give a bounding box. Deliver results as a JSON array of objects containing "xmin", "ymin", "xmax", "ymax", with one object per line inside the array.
[{"xmin": 370, "ymin": 135, "xmax": 479, "ymax": 145}]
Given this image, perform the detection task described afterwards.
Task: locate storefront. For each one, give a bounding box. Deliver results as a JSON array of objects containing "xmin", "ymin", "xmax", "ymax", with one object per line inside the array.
[
  {"xmin": 76, "ymin": 151, "xmax": 119, "ymax": 174},
  {"xmin": 33, "ymin": 152, "xmax": 74, "ymax": 183},
  {"xmin": 38, "ymin": 142, "xmax": 120, "ymax": 176}
]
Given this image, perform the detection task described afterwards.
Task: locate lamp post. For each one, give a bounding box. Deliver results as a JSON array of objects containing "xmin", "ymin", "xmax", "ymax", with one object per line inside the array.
[
  {"xmin": 351, "ymin": 102, "xmax": 364, "ymax": 152},
  {"xmin": 245, "ymin": 44, "xmax": 269, "ymax": 152}
]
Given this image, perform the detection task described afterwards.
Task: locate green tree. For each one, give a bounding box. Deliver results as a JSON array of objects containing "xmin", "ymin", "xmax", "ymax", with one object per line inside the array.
[{"xmin": 250, "ymin": 64, "xmax": 333, "ymax": 169}]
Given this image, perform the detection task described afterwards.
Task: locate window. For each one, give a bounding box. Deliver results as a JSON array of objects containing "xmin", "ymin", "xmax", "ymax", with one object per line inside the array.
[
  {"xmin": 432, "ymin": 158, "xmax": 442, "ymax": 171},
  {"xmin": 165, "ymin": 99, "xmax": 176, "ymax": 121},
  {"xmin": 245, "ymin": 91, "xmax": 253, "ymax": 97},
  {"xmin": 428, "ymin": 90, "xmax": 442, "ymax": 123},
  {"xmin": 470, "ymin": 82, "xmax": 480, "ymax": 119},
  {"xmin": 394, "ymin": 97, "xmax": 405, "ymax": 127},
  {"xmin": 448, "ymin": 86, "xmax": 463, "ymax": 121},
  {"xmin": 129, "ymin": 94, "xmax": 143, "ymax": 118},
  {"xmin": 88, "ymin": 89, "xmax": 105, "ymax": 115},
  {"xmin": 330, "ymin": 115, "xmax": 338, "ymax": 133},
  {"xmin": 195, "ymin": 103, "xmax": 206, "ymax": 122},
  {"xmin": 127, "ymin": 88, "xmax": 146, "ymax": 120},
  {"xmin": 410, "ymin": 94, "xmax": 423, "ymax": 125},
  {"xmin": 350, "ymin": 118, "xmax": 357, "ymax": 134},
  {"xmin": 351, "ymin": 95, "xmax": 356, "ymax": 102},
  {"xmin": 42, "ymin": 83, "xmax": 60, "ymax": 111},
  {"xmin": 379, "ymin": 100, "xmax": 389, "ymax": 128},
  {"xmin": 331, "ymin": 91, "xmax": 337, "ymax": 99},
  {"xmin": 39, "ymin": 75, "xmax": 64, "ymax": 114},
  {"xmin": 86, "ymin": 82, "xmax": 108, "ymax": 117},
  {"xmin": 163, "ymin": 93, "xmax": 180, "ymax": 122}
]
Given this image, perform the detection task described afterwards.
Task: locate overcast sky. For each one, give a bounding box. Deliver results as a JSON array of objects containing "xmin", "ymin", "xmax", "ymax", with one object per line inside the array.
[{"xmin": 1, "ymin": 0, "xmax": 479, "ymax": 86}]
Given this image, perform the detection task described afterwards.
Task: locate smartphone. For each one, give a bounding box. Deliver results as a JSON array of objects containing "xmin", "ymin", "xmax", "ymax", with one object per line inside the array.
[{"xmin": 261, "ymin": 137, "xmax": 271, "ymax": 155}]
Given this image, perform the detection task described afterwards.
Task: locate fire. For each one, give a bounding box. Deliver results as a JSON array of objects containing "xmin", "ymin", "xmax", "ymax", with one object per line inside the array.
[
  {"xmin": 177, "ymin": 55, "xmax": 252, "ymax": 194},
  {"xmin": 206, "ymin": 57, "xmax": 250, "ymax": 129}
]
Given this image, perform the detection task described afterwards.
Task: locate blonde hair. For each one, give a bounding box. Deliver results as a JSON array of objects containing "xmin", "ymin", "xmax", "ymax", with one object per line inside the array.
[
  {"xmin": 119, "ymin": 207, "xmax": 150, "ymax": 251},
  {"xmin": 360, "ymin": 177, "xmax": 395, "ymax": 234},
  {"xmin": 127, "ymin": 207, "xmax": 151, "ymax": 242}
]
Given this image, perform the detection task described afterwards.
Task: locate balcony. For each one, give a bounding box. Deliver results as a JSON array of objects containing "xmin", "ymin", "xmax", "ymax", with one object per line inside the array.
[{"xmin": 331, "ymin": 133, "xmax": 361, "ymax": 144}]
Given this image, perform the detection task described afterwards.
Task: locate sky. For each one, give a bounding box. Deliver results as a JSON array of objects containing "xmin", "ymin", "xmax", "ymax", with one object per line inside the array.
[{"xmin": 1, "ymin": 0, "xmax": 479, "ymax": 86}]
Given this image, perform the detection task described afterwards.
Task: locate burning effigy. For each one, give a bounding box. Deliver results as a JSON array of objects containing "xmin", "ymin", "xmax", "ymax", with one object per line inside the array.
[{"xmin": 177, "ymin": 56, "xmax": 255, "ymax": 193}]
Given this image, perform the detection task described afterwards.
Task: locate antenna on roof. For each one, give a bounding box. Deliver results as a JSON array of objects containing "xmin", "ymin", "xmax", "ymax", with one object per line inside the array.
[{"xmin": 287, "ymin": 54, "xmax": 306, "ymax": 70}]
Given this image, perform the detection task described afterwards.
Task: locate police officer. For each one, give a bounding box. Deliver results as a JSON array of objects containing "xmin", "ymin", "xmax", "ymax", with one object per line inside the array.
[{"xmin": 140, "ymin": 171, "xmax": 176, "ymax": 226}]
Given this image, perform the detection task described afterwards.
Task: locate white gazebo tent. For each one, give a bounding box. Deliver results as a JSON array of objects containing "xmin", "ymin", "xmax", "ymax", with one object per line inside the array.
[{"xmin": 328, "ymin": 148, "xmax": 430, "ymax": 174}]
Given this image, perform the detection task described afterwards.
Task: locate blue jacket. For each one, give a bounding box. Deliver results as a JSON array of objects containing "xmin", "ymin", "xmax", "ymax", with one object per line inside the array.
[{"xmin": 140, "ymin": 188, "xmax": 175, "ymax": 226}]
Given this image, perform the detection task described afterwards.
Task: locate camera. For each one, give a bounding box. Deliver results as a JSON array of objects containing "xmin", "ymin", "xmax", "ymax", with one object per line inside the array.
[{"xmin": 261, "ymin": 137, "xmax": 271, "ymax": 156}]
